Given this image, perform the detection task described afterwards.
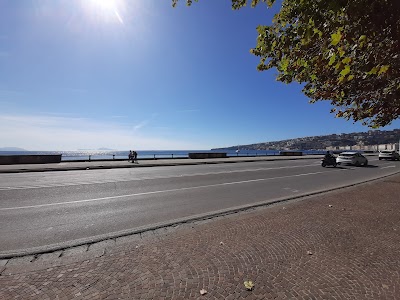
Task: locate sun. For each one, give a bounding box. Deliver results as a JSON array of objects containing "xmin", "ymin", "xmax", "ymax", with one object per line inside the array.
[
  {"xmin": 90, "ymin": 0, "xmax": 117, "ymax": 12},
  {"xmin": 85, "ymin": 0, "xmax": 124, "ymax": 24}
]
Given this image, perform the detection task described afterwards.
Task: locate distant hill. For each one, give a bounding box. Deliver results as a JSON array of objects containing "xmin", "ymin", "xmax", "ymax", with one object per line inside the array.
[
  {"xmin": 0, "ymin": 147, "xmax": 27, "ymax": 151},
  {"xmin": 213, "ymin": 129, "xmax": 400, "ymax": 151}
]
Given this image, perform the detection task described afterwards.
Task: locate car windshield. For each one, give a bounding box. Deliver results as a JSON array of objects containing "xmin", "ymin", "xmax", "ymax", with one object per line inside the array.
[{"xmin": 340, "ymin": 153, "xmax": 355, "ymax": 157}]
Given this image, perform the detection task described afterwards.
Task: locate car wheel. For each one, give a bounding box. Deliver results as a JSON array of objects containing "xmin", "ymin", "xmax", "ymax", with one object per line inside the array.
[
  {"xmin": 363, "ymin": 160, "xmax": 368, "ymax": 166},
  {"xmin": 379, "ymin": 157, "xmax": 382, "ymax": 160},
  {"xmin": 355, "ymin": 161, "xmax": 360, "ymax": 167}
]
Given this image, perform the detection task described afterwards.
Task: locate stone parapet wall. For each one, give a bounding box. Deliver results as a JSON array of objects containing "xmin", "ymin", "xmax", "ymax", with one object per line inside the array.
[
  {"xmin": 0, "ymin": 155, "xmax": 62, "ymax": 165},
  {"xmin": 188, "ymin": 152, "xmax": 227, "ymax": 159}
]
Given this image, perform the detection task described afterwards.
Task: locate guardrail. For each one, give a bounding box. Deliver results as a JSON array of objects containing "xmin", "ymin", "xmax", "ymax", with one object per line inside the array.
[
  {"xmin": 61, "ymin": 153, "xmax": 280, "ymax": 161},
  {"xmin": 61, "ymin": 154, "xmax": 190, "ymax": 161},
  {"xmin": 60, "ymin": 151, "xmax": 328, "ymax": 162}
]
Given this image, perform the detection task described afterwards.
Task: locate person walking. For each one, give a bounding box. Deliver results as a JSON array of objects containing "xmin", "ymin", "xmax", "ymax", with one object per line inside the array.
[
  {"xmin": 133, "ymin": 150, "xmax": 138, "ymax": 163},
  {"xmin": 128, "ymin": 150, "xmax": 133, "ymax": 162}
]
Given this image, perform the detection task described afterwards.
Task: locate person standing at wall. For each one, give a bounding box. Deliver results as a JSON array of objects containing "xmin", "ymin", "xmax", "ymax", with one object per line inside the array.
[{"xmin": 128, "ymin": 150, "xmax": 133, "ymax": 162}]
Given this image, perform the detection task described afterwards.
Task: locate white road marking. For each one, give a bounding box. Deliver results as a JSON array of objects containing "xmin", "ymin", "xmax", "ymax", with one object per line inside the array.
[
  {"xmin": 0, "ymin": 170, "xmax": 333, "ymax": 211},
  {"xmin": 0, "ymin": 158, "xmax": 388, "ymax": 191},
  {"xmin": 381, "ymin": 165, "xmax": 396, "ymax": 169},
  {"xmin": 283, "ymin": 187, "xmax": 299, "ymax": 193},
  {"xmin": 0, "ymin": 163, "xmax": 320, "ymax": 191}
]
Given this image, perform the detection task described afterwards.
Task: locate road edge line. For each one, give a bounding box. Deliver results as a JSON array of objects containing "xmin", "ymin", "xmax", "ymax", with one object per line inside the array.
[{"xmin": 0, "ymin": 170, "xmax": 398, "ymax": 259}]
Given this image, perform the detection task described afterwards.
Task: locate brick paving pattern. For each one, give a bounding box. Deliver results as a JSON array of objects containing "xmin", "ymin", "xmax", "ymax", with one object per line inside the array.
[{"xmin": 0, "ymin": 175, "xmax": 399, "ymax": 299}]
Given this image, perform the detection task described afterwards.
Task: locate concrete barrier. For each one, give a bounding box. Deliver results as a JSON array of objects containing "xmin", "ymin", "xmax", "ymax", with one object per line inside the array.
[
  {"xmin": 279, "ymin": 151, "xmax": 303, "ymax": 156},
  {"xmin": 188, "ymin": 152, "xmax": 227, "ymax": 159},
  {"xmin": 0, "ymin": 155, "xmax": 62, "ymax": 165}
]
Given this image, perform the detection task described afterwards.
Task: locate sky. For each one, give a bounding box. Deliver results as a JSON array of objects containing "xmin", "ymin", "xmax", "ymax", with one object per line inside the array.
[{"xmin": 0, "ymin": 0, "xmax": 399, "ymax": 151}]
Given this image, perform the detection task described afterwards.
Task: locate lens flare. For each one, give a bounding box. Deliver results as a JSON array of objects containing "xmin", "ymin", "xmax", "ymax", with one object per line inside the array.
[
  {"xmin": 85, "ymin": 0, "xmax": 124, "ymax": 24},
  {"xmin": 91, "ymin": 0, "xmax": 117, "ymax": 11}
]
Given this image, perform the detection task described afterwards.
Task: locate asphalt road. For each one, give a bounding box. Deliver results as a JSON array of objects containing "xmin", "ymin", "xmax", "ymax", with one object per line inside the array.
[{"xmin": 0, "ymin": 157, "xmax": 398, "ymax": 254}]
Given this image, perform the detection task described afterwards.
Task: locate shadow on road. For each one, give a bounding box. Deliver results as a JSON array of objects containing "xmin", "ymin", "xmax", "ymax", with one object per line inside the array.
[
  {"xmin": 322, "ymin": 166, "xmax": 347, "ymax": 170},
  {"xmin": 337, "ymin": 164, "xmax": 379, "ymax": 169},
  {"xmin": 324, "ymin": 164, "xmax": 379, "ymax": 169}
]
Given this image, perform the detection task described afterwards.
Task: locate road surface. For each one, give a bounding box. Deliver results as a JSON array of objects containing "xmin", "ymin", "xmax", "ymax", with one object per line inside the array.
[{"xmin": 0, "ymin": 157, "xmax": 398, "ymax": 253}]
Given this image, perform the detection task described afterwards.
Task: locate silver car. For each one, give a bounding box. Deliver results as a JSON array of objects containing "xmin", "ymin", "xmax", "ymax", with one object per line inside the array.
[
  {"xmin": 336, "ymin": 152, "xmax": 368, "ymax": 166},
  {"xmin": 379, "ymin": 150, "xmax": 400, "ymax": 161}
]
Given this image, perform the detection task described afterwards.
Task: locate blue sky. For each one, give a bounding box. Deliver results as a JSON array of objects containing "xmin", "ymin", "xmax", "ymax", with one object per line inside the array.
[{"xmin": 0, "ymin": 0, "xmax": 399, "ymax": 151}]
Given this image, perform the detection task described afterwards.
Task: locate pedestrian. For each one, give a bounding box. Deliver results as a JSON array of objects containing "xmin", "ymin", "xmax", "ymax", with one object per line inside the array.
[
  {"xmin": 133, "ymin": 150, "xmax": 138, "ymax": 163},
  {"xmin": 128, "ymin": 150, "xmax": 133, "ymax": 162}
]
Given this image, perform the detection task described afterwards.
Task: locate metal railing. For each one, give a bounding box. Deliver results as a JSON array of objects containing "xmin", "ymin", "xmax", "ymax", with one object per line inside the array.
[{"xmin": 60, "ymin": 150, "xmax": 327, "ymax": 162}]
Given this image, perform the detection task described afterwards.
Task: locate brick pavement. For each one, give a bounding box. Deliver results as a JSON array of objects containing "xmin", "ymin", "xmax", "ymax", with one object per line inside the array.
[{"xmin": 0, "ymin": 174, "xmax": 399, "ymax": 299}]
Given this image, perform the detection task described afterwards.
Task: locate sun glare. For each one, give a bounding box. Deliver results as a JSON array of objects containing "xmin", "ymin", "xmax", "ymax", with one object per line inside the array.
[
  {"xmin": 85, "ymin": 0, "xmax": 125, "ymax": 24},
  {"xmin": 91, "ymin": 0, "xmax": 117, "ymax": 11}
]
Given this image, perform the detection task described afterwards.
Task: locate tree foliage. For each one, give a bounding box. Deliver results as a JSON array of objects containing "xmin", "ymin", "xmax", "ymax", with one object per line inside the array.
[{"xmin": 173, "ymin": 0, "xmax": 400, "ymax": 127}]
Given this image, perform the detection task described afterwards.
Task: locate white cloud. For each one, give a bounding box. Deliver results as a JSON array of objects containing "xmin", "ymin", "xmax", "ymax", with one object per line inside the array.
[
  {"xmin": 0, "ymin": 114, "xmax": 208, "ymax": 150},
  {"xmin": 133, "ymin": 120, "xmax": 149, "ymax": 131}
]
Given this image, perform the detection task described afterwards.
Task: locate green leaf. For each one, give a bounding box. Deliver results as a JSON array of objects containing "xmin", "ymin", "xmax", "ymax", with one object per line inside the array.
[
  {"xmin": 308, "ymin": 87, "xmax": 316, "ymax": 94},
  {"xmin": 359, "ymin": 35, "xmax": 367, "ymax": 42},
  {"xmin": 339, "ymin": 65, "xmax": 350, "ymax": 76},
  {"xmin": 313, "ymin": 28, "xmax": 322, "ymax": 38},
  {"xmin": 367, "ymin": 67, "xmax": 379, "ymax": 75},
  {"xmin": 329, "ymin": 54, "xmax": 336, "ymax": 66},
  {"xmin": 347, "ymin": 74, "xmax": 354, "ymax": 81},
  {"xmin": 378, "ymin": 65, "xmax": 390, "ymax": 75},
  {"xmin": 331, "ymin": 30, "xmax": 342, "ymax": 46},
  {"xmin": 280, "ymin": 57, "xmax": 289, "ymax": 72},
  {"xmin": 342, "ymin": 57, "xmax": 351, "ymax": 64},
  {"xmin": 266, "ymin": 0, "xmax": 275, "ymax": 7}
]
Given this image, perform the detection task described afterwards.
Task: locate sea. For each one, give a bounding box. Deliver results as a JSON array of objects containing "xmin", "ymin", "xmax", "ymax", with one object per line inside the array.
[{"xmin": 0, "ymin": 149, "xmax": 326, "ymax": 161}]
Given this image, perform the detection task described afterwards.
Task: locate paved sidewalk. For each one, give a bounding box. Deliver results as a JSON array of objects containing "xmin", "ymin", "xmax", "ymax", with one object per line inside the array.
[
  {"xmin": 0, "ymin": 155, "xmax": 324, "ymax": 173},
  {"xmin": 1, "ymin": 173, "xmax": 399, "ymax": 299}
]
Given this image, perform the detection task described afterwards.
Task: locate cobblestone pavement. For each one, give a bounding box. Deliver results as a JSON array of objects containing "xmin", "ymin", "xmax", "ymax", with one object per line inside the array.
[{"xmin": 0, "ymin": 174, "xmax": 399, "ymax": 299}]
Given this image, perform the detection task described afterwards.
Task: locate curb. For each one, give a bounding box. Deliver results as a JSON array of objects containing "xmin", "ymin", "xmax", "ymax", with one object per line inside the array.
[{"xmin": 1, "ymin": 169, "xmax": 398, "ymax": 259}]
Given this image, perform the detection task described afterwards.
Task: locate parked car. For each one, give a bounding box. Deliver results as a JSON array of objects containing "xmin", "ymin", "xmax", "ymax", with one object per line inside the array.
[
  {"xmin": 336, "ymin": 152, "xmax": 368, "ymax": 166},
  {"xmin": 379, "ymin": 150, "xmax": 400, "ymax": 161}
]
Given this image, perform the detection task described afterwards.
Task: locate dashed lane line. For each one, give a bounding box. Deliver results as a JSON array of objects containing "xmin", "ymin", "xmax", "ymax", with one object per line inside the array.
[
  {"xmin": 381, "ymin": 165, "xmax": 396, "ymax": 169},
  {"xmin": 0, "ymin": 163, "xmax": 320, "ymax": 191},
  {"xmin": 0, "ymin": 170, "xmax": 338, "ymax": 211}
]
